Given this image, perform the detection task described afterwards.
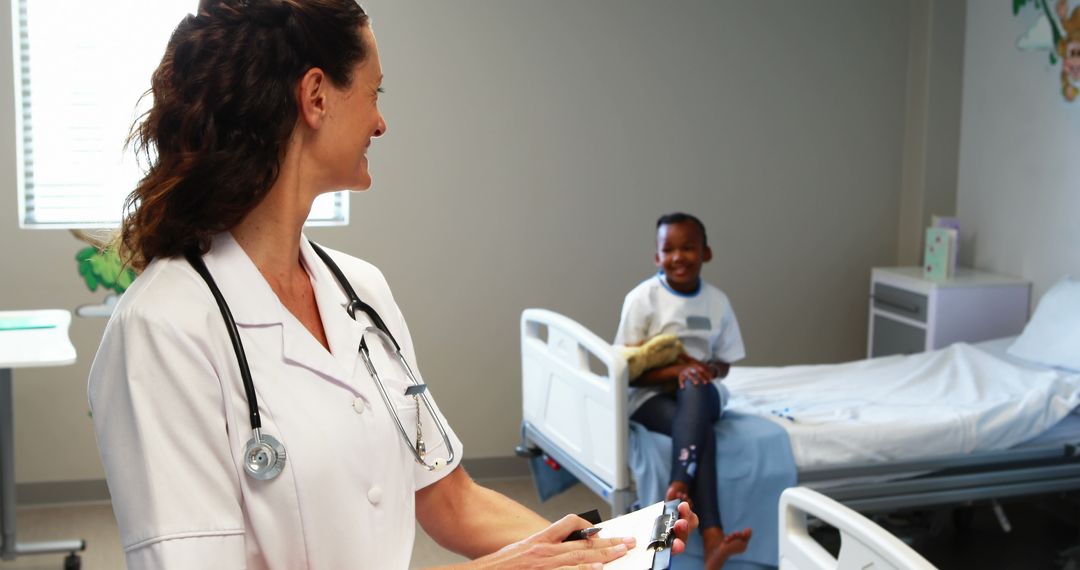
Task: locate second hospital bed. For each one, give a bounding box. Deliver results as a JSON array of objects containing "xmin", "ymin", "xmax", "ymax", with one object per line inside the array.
[{"xmin": 517, "ymin": 308, "xmax": 1080, "ymax": 567}]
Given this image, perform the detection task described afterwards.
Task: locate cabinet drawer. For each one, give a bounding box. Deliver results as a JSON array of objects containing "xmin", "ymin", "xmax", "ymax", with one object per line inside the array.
[
  {"xmin": 872, "ymin": 283, "xmax": 928, "ymax": 323},
  {"xmin": 871, "ymin": 315, "xmax": 926, "ymax": 357}
]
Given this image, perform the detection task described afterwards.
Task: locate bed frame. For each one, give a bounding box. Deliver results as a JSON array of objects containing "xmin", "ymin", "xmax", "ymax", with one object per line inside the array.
[
  {"xmin": 517, "ymin": 308, "xmax": 1080, "ymax": 518},
  {"xmin": 779, "ymin": 487, "xmax": 936, "ymax": 570}
]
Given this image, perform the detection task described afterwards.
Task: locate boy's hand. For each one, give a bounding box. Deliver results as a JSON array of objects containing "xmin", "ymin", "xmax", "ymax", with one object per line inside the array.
[{"xmin": 677, "ymin": 361, "xmax": 713, "ymax": 388}]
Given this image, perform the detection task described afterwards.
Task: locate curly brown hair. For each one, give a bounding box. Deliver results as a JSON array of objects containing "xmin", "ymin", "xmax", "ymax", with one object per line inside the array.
[{"xmin": 121, "ymin": 0, "xmax": 369, "ymax": 270}]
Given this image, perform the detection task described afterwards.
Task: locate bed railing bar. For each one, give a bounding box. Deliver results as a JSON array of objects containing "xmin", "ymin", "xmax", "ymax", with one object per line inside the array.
[
  {"xmin": 798, "ymin": 444, "xmax": 1079, "ymax": 482},
  {"xmin": 839, "ymin": 476, "xmax": 1080, "ymax": 513},
  {"xmin": 522, "ymin": 422, "xmax": 636, "ymax": 516},
  {"xmin": 819, "ymin": 463, "xmax": 1080, "ymax": 501}
]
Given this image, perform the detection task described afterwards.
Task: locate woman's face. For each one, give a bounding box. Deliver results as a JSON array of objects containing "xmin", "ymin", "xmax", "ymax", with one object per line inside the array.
[{"xmin": 322, "ymin": 25, "xmax": 387, "ymax": 192}]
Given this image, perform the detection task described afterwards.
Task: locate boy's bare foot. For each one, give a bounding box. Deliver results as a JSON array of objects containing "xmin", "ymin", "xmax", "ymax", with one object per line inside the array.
[
  {"xmin": 702, "ymin": 527, "xmax": 752, "ymax": 570},
  {"xmin": 665, "ymin": 481, "xmax": 691, "ymax": 506}
]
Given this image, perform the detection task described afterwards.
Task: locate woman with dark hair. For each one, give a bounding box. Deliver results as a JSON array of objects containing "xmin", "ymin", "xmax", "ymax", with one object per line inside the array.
[{"xmin": 89, "ymin": 1, "xmax": 694, "ymax": 568}]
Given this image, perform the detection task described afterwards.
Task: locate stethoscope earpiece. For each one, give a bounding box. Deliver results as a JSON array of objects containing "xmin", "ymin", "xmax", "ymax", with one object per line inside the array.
[
  {"xmin": 432, "ymin": 457, "xmax": 448, "ymax": 470},
  {"xmin": 244, "ymin": 432, "xmax": 287, "ymax": 480}
]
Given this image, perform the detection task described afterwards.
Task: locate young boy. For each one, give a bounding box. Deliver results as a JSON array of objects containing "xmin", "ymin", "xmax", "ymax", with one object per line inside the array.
[{"xmin": 614, "ymin": 212, "xmax": 751, "ymax": 569}]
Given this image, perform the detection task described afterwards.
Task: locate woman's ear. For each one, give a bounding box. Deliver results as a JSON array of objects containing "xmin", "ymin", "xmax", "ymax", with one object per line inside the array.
[
  {"xmin": 703, "ymin": 245, "xmax": 713, "ymax": 263},
  {"xmin": 296, "ymin": 67, "xmax": 328, "ymax": 129}
]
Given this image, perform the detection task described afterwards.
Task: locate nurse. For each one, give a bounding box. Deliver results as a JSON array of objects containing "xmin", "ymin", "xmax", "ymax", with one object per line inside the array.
[{"xmin": 88, "ymin": 1, "xmax": 694, "ymax": 568}]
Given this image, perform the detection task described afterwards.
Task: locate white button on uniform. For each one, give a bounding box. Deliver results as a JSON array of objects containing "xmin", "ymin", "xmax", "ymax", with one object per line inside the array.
[
  {"xmin": 367, "ymin": 486, "xmax": 383, "ymax": 505},
  {"xmin": 352, "ymin": 397, "xmax": 366, "ymax": 414}
]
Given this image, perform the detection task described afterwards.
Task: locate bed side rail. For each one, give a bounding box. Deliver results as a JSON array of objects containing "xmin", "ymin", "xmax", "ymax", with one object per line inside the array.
[
  {"xmin": 520, "ymin": 309, "xmax": 630, "ymax": 490},
  {"xmin": 780, "ymin": 487, "xmax": 937, "ymax": 570},
  {"xmin": 798, "ymin": 443, "xmax": 1080, "ymax": 482}
]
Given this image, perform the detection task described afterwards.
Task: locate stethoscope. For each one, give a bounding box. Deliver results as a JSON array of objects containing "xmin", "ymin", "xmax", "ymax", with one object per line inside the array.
[{"xmin": 185, "ymin": 241, "xmax": 455, "ymax": 481}]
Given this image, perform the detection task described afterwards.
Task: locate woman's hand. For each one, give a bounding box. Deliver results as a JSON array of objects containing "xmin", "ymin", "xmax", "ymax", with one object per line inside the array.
[
  {"xmin": 447, "ymin": 503, "xmax": 699, "ymax": 568},
  {"xmin": 453, "ymin": 514, "xmax": 635, "ymax": 569}
]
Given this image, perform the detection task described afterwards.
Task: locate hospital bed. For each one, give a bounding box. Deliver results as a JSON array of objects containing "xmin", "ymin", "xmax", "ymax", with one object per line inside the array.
[
  {"xmin": 779, "ymin": 487, "xmax": 936, "ymax": 570},
  {"xmin": 517, "ymin": 308, "xmax": 1080, "ymax": 564}
]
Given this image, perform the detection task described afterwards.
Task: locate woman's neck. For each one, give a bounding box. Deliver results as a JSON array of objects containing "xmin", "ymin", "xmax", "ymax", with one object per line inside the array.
[{"xmin": 230, "ymin": 175, "xmax": 314, "ymax": 292}]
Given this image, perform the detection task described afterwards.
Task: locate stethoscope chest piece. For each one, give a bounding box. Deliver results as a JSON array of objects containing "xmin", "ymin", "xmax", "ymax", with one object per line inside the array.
[{"xmin": 244, "ymin": 433, "xmax": 286, "ymax": 480}]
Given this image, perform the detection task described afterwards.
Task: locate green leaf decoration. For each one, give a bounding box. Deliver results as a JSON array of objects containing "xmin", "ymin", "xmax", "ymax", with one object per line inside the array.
[
  {"xmin": 75, "ymin": 245, "xmax": 138, "ymax": 295},
  {"xmin": 1013, "ymin": 0, "xmax": 1031, "ymax": 16}
]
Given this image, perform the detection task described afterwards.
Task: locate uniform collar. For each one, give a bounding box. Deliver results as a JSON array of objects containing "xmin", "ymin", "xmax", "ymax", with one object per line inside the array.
[
  {"xmin": 299, "ymin": 238, "xmax": 365, "ymax": 380},
  {"xmin": 201, "ymin": 232, "xmax": 363, "ymax": 384},
  {"xmin": 202, "ymin": 232, "xmax": 286, "ymax": 326}
]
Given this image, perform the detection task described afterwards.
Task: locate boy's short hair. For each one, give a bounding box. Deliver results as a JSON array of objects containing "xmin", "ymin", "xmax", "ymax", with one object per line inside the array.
[{"xmin": 656, "ymin": 212, "xmax": 708, "ymax": 247}]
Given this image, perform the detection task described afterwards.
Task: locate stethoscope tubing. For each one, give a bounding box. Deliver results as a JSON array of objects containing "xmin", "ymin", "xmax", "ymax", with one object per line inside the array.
[
  {"xmin": 185, "ymin": 251, "xmax": 263, "ymax": 431},
  {"xmin": 186, "ymin": 240, "xmax": 455, "ymax": 477},
  {"xmin": 308, "ymin": 243, "xmax": 400, "ymax": 351},
  {"xmin": 358, "ymin": 334, "xmax": 456, "ymax": 470}
]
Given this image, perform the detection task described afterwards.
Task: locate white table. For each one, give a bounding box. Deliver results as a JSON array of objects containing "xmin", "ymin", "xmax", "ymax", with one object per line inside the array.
[{"xmin": 0, "ymin": 310, "xmax": 85, "ymax": 567}]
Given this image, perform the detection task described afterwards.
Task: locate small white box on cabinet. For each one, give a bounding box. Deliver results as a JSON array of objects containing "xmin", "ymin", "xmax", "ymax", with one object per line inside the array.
[{"xmin": 867, "ymin": 267, "xmax": 1030, "ymax": 358}]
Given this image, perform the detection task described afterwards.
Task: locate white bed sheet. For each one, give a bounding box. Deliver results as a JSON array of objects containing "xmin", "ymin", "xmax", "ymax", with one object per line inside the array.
[
  {"xmin": 982, "ymin": 336, "xmax": 1080, "ymax": 449},
  {"xmin": 723, "ymin": 338, "xmax": 1080, "ymax": 469}
]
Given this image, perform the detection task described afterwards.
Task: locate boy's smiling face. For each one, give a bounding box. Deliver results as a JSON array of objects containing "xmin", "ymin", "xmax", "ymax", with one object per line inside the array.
[{"xmin": 655, "ymin": 220, "xmax": 712, "ymax": 294}]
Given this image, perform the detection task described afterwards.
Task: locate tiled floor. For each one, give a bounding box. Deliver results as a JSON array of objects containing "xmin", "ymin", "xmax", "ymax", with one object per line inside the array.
[{"xmin": 1, "ymin": 483, "xmax": 1078, "ymax": 569}]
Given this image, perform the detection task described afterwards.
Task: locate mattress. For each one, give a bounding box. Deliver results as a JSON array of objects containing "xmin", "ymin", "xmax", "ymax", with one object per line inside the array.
[
  {"xmin": 972, "ymin": 336, "xmax": 1080, "ymax": 448},
  {"xmin": 722, "ymin": 337, "xmax": 1080, "ymax": 469}
]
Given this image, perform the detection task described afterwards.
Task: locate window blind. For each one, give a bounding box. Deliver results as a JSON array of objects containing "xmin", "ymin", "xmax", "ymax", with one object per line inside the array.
[{"xmin": 15, "ymin": 0, "xmax": 348, "ymax": 229}]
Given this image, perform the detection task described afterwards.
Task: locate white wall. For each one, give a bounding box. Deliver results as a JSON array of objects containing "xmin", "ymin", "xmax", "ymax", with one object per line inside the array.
[
  {"xmin": 1, "ymin": 1, "xmax": 915, "ymax": 485},
  {"xmin": 957, "ymin": 1, "xmax": 1080, "ymax": 301}
]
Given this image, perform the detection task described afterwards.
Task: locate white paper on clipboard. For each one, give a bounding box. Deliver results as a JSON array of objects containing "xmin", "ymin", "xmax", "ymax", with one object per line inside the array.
[{"xmin": 595, "ymin": 501, "xmax": 669, "ymax": 569}]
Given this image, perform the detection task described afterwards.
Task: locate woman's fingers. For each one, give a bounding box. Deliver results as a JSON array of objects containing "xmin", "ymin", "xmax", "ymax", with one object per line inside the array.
[
  {"xmin": 557, "ymin": 539, "xmax": 632, "ymax": 565},
  {"xmin": 532, "ymin": 515, "xmax": 636, "ymax": 551},
  {"xmin": 535, "ymin": 514, "xmax": 595, "ymax": 542},
  {"xmin": 478, "ymin": 519, "xmax": 636, "ymax": 570}
]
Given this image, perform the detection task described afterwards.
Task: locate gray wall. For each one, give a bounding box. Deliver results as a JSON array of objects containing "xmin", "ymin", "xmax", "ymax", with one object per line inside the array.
[
  {"xmin": 956, "ymin": 1, "xmax": 1080, "ymax": 301},
  {"xmin": 897, "ymin": 0, "xmax": 967, "ymax": 265},
  {"xmin": 2, "ymin": 1, "xmax": 917, "ymax": 485}
]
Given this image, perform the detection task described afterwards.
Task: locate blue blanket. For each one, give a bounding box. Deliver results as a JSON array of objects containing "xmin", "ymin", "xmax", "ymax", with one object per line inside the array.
[
  {"xmin": 630, "ymin": 412, "xmax": 796, "ymax": 568},
  {"xmin": 528, "ymin": 412, "xmax": 795, "ymax": 568}
]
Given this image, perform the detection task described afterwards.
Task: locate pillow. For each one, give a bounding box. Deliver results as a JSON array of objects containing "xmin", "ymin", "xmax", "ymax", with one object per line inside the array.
[{"xmin": 1007, "ymin": 276, "xmax": 1080, "ymax": 372}]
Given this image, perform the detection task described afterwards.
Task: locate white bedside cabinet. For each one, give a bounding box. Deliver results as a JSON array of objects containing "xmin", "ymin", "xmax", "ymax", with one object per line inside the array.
[{"xmin": 867, "ymin": 267, "xmax": 1031, "ymax": 358}]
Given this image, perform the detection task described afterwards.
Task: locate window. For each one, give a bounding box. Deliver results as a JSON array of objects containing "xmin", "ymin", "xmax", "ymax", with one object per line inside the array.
[{"xmin": 14, "ymin": 0, "xmax": 348, "ymax": 229}]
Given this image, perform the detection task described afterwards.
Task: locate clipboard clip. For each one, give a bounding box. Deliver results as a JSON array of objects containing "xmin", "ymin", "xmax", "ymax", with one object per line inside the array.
[
  {"xmin": 648, "ymin": 499, "xmax": 681, "ymax": 570},
  {"xmin": 647, "ymin": 511, "xmax": 676, "ymax": 551}
]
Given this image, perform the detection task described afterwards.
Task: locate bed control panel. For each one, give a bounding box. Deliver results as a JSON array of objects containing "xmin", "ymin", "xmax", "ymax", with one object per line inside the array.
[{"xmin": 868, "ymin": 267, "xmax": 1030, "ymax": 358}]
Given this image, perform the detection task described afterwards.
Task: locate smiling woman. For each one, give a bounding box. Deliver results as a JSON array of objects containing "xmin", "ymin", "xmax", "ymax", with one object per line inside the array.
[
  {"xmin": 119, "ymin": 0, "xmax": 374, "ymax": 270},
  {"xmin": 87, "ymin": 2, "xmax": 694, "ymax": 569}
]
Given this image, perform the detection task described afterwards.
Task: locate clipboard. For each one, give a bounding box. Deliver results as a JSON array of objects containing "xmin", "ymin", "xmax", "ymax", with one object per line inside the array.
[{"xmin": 593, "ymin": 499, "xmax": 680, "ymax": 570}]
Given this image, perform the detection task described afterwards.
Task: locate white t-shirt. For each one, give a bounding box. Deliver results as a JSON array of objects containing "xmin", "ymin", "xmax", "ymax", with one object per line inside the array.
[
  {"xmin": 614, "ymin": 273, "xmax": 746, "ymax": 413},
  {"xmin": 88, "ymin": 233, "xmax": 462, "ymax": 569}
]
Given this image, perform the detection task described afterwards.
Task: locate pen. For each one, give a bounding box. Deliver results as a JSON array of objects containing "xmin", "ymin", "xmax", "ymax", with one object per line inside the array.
[{"xmin": 562, "ymin": 527, "xmax": 601, "ymax": 542}]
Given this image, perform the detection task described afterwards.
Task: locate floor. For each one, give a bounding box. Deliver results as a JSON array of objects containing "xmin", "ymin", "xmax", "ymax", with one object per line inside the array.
[
  {"xmin": 0, "ymin": 478, "xmax": 609, "ymax": 570},
  {"xmin": 1, "ymin": 482, "xmax": 1078, "ymax": 569}
]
